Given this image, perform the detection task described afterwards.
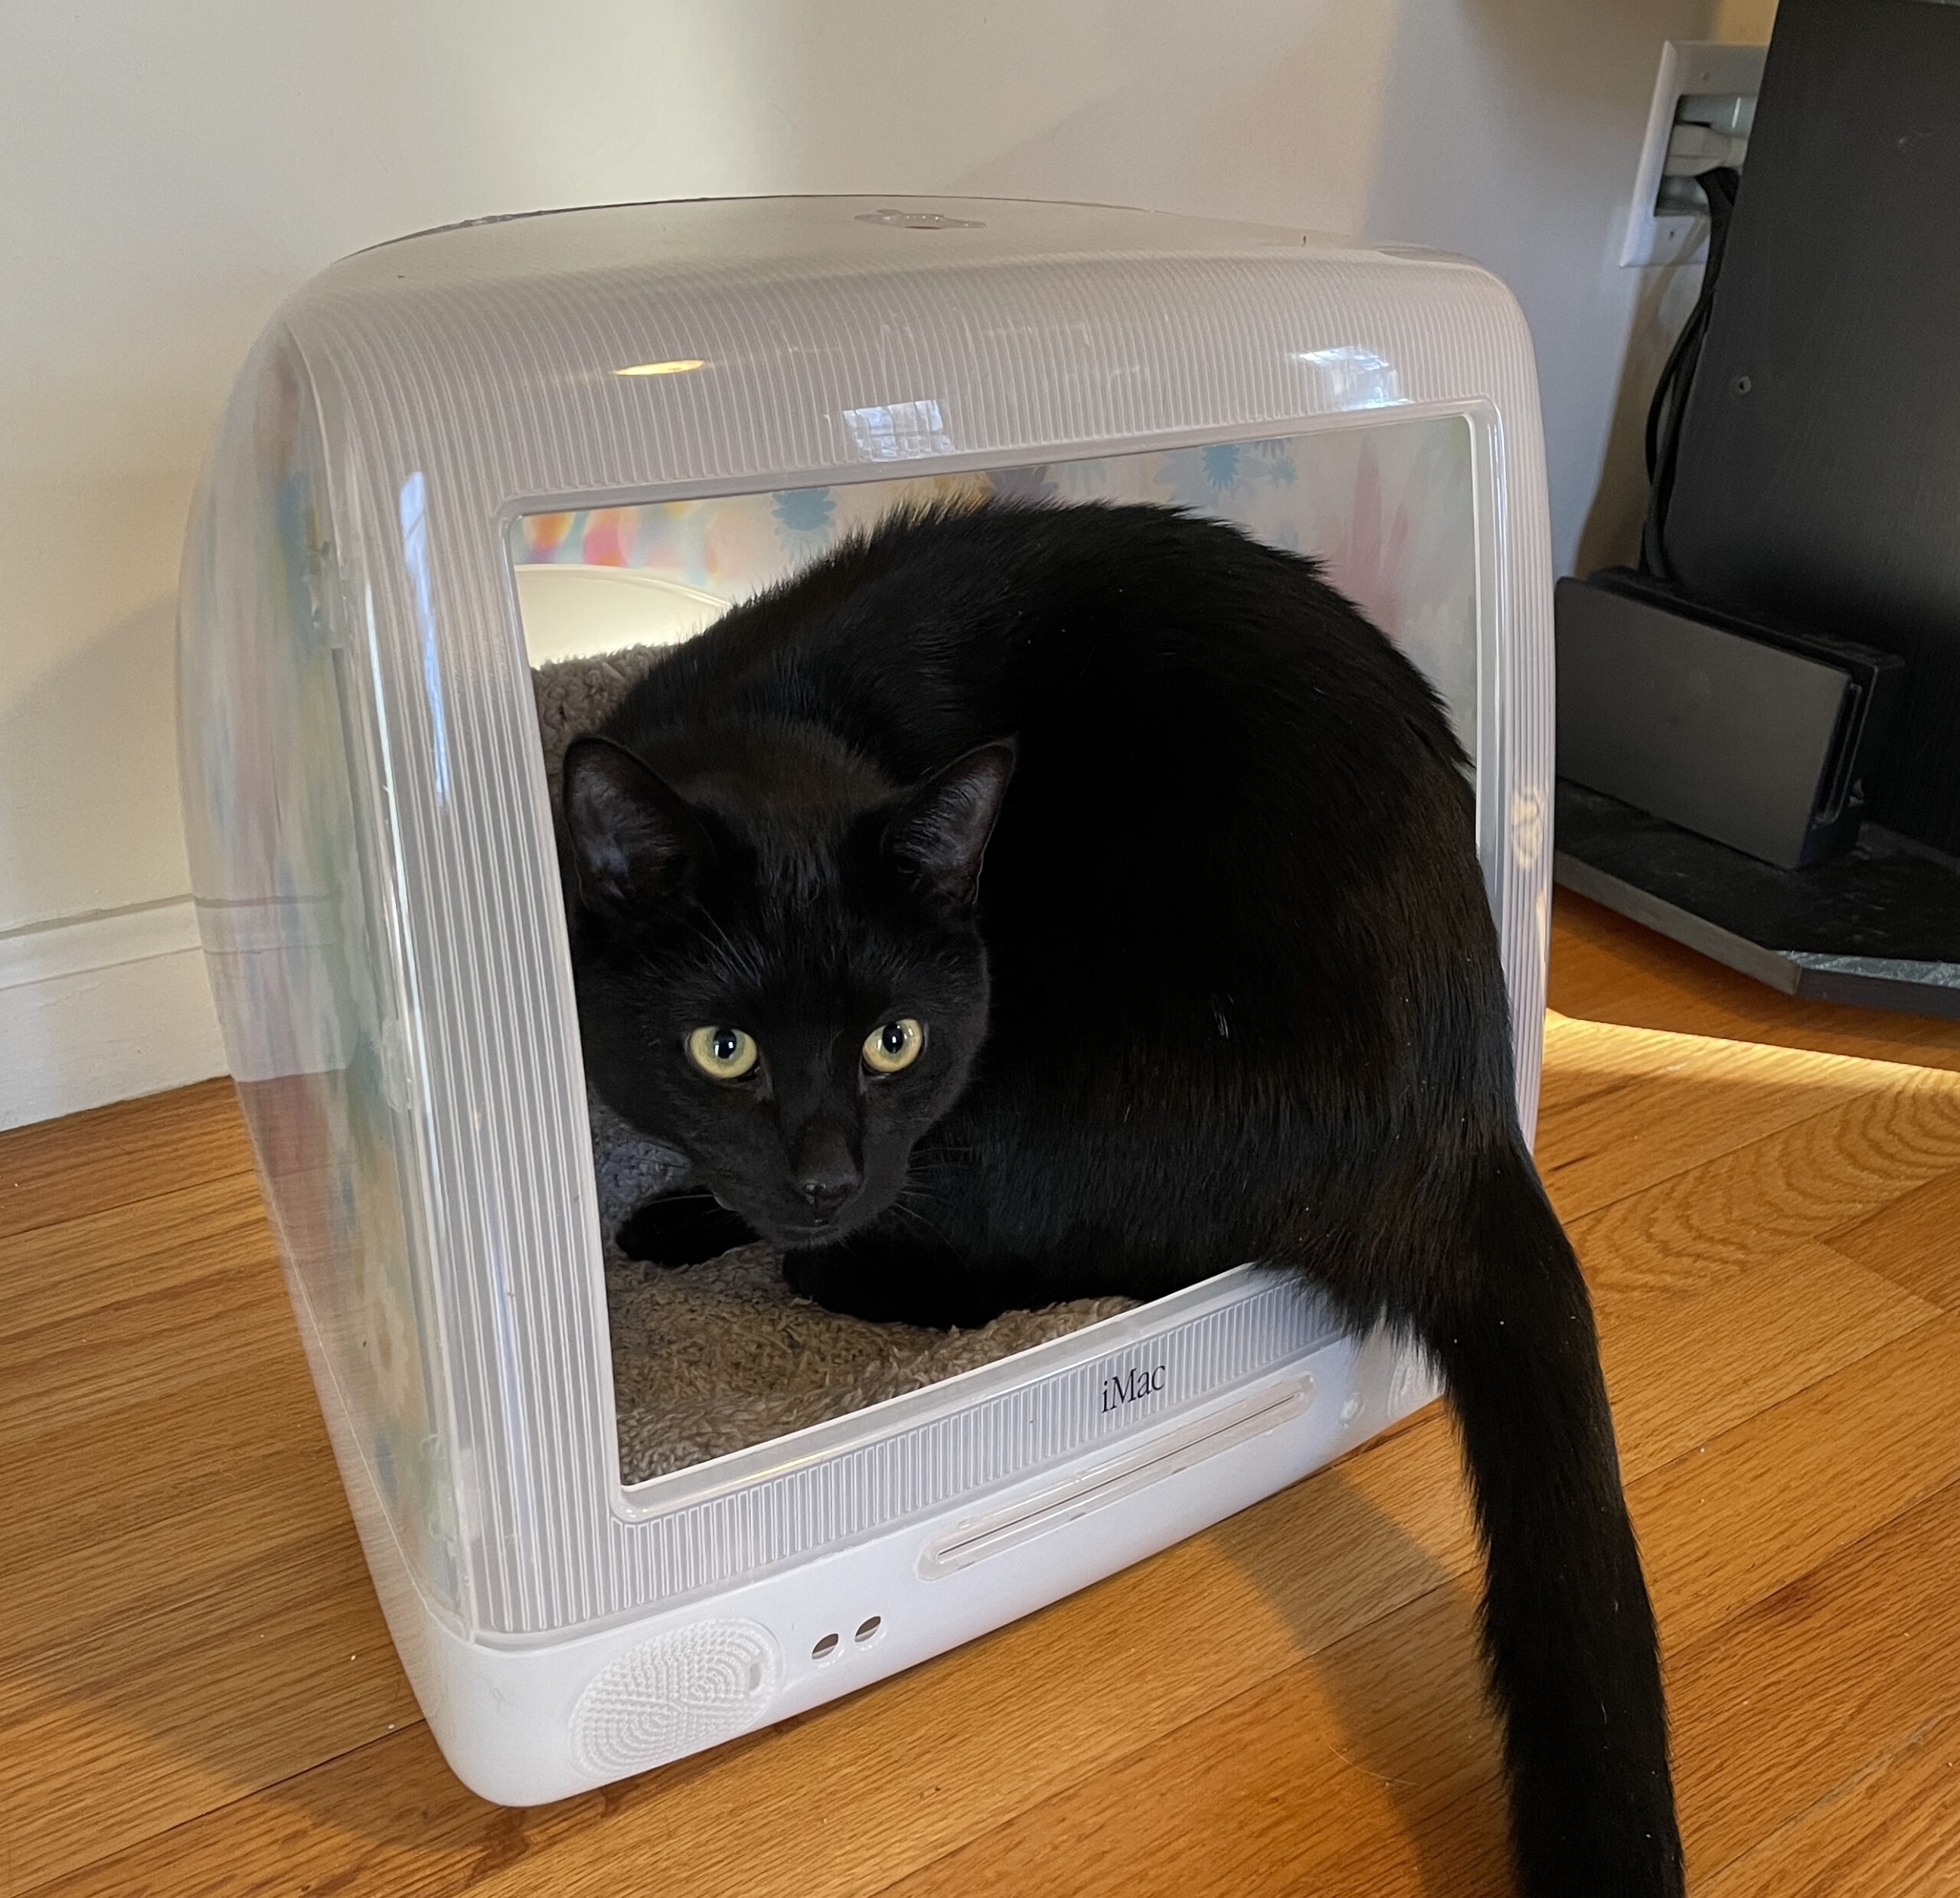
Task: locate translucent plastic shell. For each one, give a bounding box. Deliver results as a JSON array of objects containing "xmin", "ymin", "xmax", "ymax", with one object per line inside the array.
[{"xmin": 178, "ymin": 197, "xmax": 1553, "ymax": 1646}]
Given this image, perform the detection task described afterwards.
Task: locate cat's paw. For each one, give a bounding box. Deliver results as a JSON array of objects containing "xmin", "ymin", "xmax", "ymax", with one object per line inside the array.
[
  {"xmin": 616, "ymin": 1194, "xmax": 756, "ymax": 1267},
  {"xmin": 782, "ymin": 1243, "xmax": 1008, "ymax": 1329},
  {"xmin": 780, "ymin": 1248, "xmax": 879, "ymax": 1315}
]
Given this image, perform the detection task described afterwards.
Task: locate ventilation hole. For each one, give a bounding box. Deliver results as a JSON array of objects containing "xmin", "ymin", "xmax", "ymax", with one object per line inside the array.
[
  {"xmin": 854, "ymin": 1615, "xmax": 883, "ymax": 1643},
  {"xmin": 812, "ymin": 1632, "xmax": 840, "ymax": 1661}
]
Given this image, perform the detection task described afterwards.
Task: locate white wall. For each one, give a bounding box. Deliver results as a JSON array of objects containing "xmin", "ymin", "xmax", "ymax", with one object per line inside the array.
[{"xmin": 1, "ymin": 0, "xmax": 1741, "ymax": 1125}]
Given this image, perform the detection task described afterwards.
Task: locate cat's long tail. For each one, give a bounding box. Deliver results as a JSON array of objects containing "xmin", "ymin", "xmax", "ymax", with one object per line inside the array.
[{"xmin": 1406, "ymin": 1136, "xmax": 1681, "ymax": 1897}]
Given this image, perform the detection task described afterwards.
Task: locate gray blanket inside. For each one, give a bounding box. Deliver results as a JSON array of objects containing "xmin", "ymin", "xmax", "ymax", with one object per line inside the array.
[{"xmin": 533, "ymin": 647, "xmax": 1134, "ymax": 1485}]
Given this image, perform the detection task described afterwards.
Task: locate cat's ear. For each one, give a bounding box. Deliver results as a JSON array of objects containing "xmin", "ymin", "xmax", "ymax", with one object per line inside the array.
[
  {"xmin": 885, "ymin": 740, "xmax": 1018, "ymax": 907},
  {"xmin": 560, "ymin": 737, "xmax": 709, "ymax": 916}
]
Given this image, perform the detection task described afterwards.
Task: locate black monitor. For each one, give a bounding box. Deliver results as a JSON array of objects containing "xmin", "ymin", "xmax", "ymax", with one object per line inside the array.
[{"xmin": 1661, "ymin": 0, "xmax": 1960, "ymax": 855}]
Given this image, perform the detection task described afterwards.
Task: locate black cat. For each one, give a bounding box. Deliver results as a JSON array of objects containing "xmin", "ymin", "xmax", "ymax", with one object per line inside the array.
[{"xmin": 560, "ymin": 500, "xmax": 1680, "ymax": 1897}]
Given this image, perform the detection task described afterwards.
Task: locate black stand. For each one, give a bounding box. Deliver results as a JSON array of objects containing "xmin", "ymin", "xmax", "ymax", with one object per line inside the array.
[{"xmin": 1554, "ymin": 780, "xmax": 1960, "ymax": 1021}]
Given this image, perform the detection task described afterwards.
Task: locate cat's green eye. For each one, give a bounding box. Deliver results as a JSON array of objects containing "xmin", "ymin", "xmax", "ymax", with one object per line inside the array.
[
  {"xmin": 862, "ymin": 1018, "xmax": 924, "ymax": 1075},
  {"xmin": 686, "ymin": 1025, "xmax": 760, "ymax": 1081}
]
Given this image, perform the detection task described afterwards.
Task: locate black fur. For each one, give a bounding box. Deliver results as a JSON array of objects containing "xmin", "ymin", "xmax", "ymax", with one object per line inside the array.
[{"xmin": 561, "ymin": 500, "xmax": 1681, "ymax": 1896}]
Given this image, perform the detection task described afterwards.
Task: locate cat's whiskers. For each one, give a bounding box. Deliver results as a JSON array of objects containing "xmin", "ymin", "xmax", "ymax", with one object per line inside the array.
[{"xmin": 887, "ymin": 1184, "xmax": 955, "ymax": 1246}]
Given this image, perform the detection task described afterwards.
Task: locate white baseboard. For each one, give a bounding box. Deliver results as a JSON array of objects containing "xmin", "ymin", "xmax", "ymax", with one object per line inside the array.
[{"xmin": 0, "ymin": 900, "xmax": 229, "ymax": 1131}]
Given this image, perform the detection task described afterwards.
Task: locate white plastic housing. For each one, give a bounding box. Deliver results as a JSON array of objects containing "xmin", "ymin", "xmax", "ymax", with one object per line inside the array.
[{"xmin": 176, "ymin": 195, "xmax": 1553, "ymax": 1802}]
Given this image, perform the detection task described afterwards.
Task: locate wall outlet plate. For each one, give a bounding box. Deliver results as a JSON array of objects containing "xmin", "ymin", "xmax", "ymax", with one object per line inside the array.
[{"xmin": 1622, "ymin": 40, "xmax": 1768, "ymax": 267}]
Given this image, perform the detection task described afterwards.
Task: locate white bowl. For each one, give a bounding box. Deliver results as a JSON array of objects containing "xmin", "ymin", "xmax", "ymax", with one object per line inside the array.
[{"xmin": 514, "ymin": 564, "xmax": 730, "ymax": 665}]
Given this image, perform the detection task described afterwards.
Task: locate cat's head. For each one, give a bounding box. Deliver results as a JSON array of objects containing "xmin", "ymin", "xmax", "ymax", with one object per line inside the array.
[{"xmin": 560, "ymin": 731, "xmax": 1014, "ymax": 1250}]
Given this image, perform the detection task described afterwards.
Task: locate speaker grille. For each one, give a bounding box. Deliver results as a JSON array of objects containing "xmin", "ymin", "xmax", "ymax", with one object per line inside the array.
[{"xmin": 571, "ymin": 1619, "xmax": 782, "ymax": 1775}]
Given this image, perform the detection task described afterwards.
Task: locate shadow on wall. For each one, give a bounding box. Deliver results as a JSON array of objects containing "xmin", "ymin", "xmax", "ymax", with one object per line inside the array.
[
  {"xmin": 929, "ymin": 0, "xmax": 1746, "ymax": 577},
  {"xmin": 0, "ymin": 594, "xmax": 190, "ymax": 934},
  {"xmin": 0, "ymin": 591, "xmax": 227, "ymax": 1128},
  {"xmin": 0, "ymin": 0, "xmax": 811, "ymax": 949},
  {"xmin": 939, "ymin": 0, "xmax": 1402, "ymax": 236},
  {"xmin": 1367, "ymin": 0, "xmax": 1738, "ymax": 576},
  {"xmin": 1573, "ymin": 0, "xmax": 1779, "ymax": 571},
  {"xmin": 1573, "ymin": 237, "xmax": 1705, "ymax": 577}
]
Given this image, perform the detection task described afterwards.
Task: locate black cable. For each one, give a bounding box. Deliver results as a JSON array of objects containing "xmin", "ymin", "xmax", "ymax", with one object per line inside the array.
[{"xmin": 1640, "ymin": 164, "xmax": 1741, "ymax": 581}]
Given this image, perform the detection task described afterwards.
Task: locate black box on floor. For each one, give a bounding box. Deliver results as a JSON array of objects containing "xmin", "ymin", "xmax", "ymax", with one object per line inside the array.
[{"xmin": 1554, "ymin": 568, "xmax": 1903, "ymax": 871}]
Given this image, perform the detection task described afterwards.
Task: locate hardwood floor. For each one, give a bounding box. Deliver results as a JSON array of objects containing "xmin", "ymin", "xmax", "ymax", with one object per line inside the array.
[
  {"xmin": 1548, "ymin": 889, "xmax": 1960, "ymax": 1075},
  {"xmin": 4, "ymin": 891, "xmax": 1958, "ymax": 1896}
]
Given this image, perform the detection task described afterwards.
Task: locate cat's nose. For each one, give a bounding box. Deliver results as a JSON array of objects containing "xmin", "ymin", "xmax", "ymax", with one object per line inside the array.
[
  {"xmin": 799, "ymin": 1166, "xmax": 861, "ymax": 1220},
  {"xmin": 792, "ymin": 1121, "xmax": 862, "ymax": 1223}
]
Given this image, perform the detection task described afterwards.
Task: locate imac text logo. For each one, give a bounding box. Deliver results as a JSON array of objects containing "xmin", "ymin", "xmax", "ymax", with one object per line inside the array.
[{"xmin": 1100, "ymin": 1364, "xmax": 1168, "ymax": 1413}]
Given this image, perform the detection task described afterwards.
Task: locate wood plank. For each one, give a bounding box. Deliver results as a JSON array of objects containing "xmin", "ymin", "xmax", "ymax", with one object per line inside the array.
[
  {"xmin": 1671, "ymin": 1478, "xmax": 1960, "ymax": 1883},
  {"xmin": 0, "ymin": 1175, "xmax": 391, "ymax": 1894},
  {"xmin": 28, "ymin": 1246, "xmax": 1939, "ymax": 1898},
  {"xmin": 0, "ymin": 1528, "xmax": 418, "ymax": 1895},
  {"xmin": 3, "ymin": 1366, "xmax": 346, "ymax": 1661},
  {"xmin": 0, "ymin": 1171, "xmax": 273, "ymax": 1348},
  {"xmin": 1698, "ymin": 1705, "xmax": 1960, "ymax": 1897},
  {"xmin": 13, "ymin": 920, "xmax": 1960, "ymax": 1898},
  {"xmin": 1597, "ymin": 1241, "xmax": 1936, "ymax": 1479},
  {"xmin": 1824, "ymin": 1165, "xmax": 1960, "ymax": 1313},
  {"xmin": 1534, "ymin": 1012, "xmax": 1956, "ymax": 1223},
  {"xmin": 876, "ymin": 1593, "xmax": 1507, "ymax": 1898},
  {"xmin": 1567, "ymin": 1070, "xmax": 1960, "ymax": 1308},
  {"xmin": 0, "ymin": 1243, "xmax": 297, "ymax": 1446},
  {"xmin": 1392, "ymin": 1434, "xmax": 1960, "ymax": 1893},
  {"xmin": 858, "ymin": 1314, "xmax": 1960, "ymax": 1898},
  {"xmin": 0, "ymin": 1079, "xmax": 254, "ymax": 1243},
  {"xmin": 1366, "ymin": 1448, "xmax": 1960, "ymax": 1898},
  {"xmin": 0, "ymin": 1341, "xmax": 413, "ymax": 1893},
  {"xmin": 1633, "ymin": 1306, "xmax": 1960, "ymax": 1652}
]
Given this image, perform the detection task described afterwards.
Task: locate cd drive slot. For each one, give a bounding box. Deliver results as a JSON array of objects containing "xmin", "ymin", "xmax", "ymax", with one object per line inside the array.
[{"xmin": 918, "ymin": 1376, "xmax": 1314, "ymax": 1579}]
